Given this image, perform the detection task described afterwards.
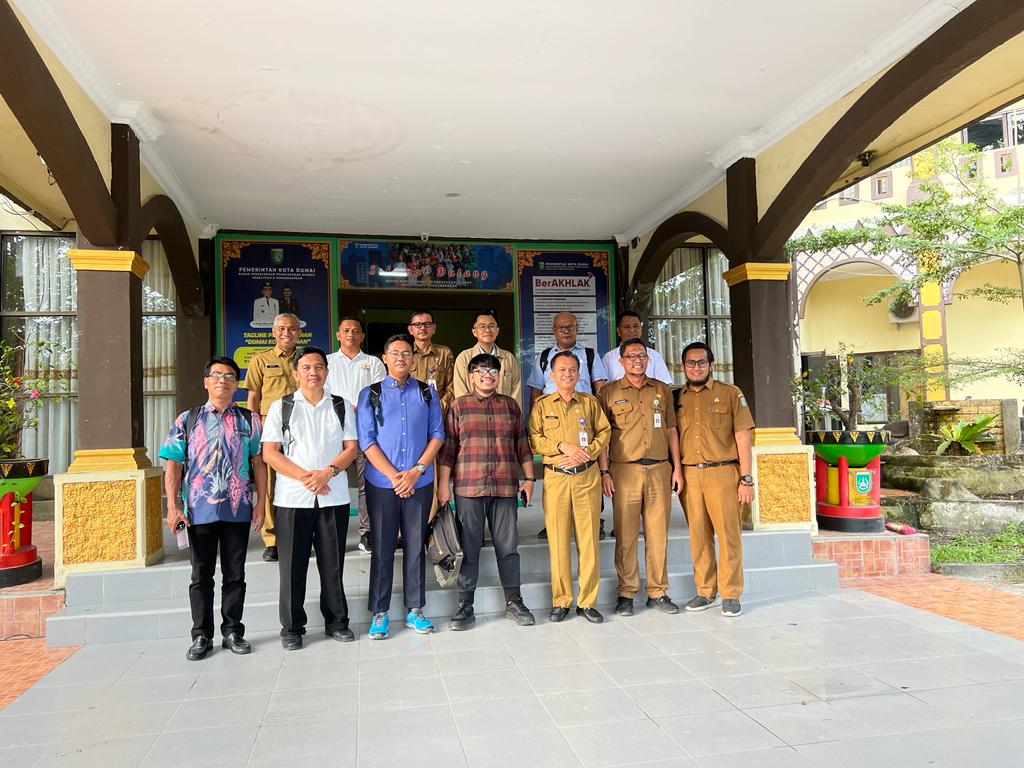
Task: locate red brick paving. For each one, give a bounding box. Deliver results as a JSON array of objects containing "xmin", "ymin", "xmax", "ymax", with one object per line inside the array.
[
  {"xmin": 0, "ymin": 522, "xmax": 62, "ymax": 640},
  {"xmin": 845, "ymin": 573, "xmax": 1024, "ymax": 641},
  {"xmin": 0, "ymin": 638, "xmax": 78, "ymax": 711},
  {"xmin": 813, "ymin": 531, "xmax": 930, "ymax": 578}
]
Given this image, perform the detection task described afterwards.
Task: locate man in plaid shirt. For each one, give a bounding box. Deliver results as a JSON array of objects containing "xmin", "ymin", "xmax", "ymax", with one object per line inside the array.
[{"xmin": 437, "ymin": 353, "xmax": 536, "ymax": 630}]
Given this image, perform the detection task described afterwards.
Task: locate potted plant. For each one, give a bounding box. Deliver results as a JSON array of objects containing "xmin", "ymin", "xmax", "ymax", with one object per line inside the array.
[
  {"xmin": 935, "ymin": 415, "xmax": 998, "ymax": 456},
  {"xmin": 0, "ymin": 336, "xmax": 53, "ymax": 586}
]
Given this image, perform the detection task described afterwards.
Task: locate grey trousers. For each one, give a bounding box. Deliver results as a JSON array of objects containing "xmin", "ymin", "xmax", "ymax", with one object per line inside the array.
[
  {"xmin": 454, "ymin": 495, "xmax": 522, "ymax": 603},
  {"xmin": 345, "ymin": 453, "xmax": 370, "ymax": 535}
]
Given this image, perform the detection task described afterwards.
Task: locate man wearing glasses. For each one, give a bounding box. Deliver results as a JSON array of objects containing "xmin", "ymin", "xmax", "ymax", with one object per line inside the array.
[
  {"xmin": 357, "ymin": 334, "xmax": 445, "ymax": 639},
  {"xmin": 675, "ymin": 342, "xmax": 754, "ymax": 617},
  {"xmin": 408, "ymin": 309, "xmax": 455, "ymax": 412},
  {"xmin": 601, "ymin": 311, "xmax": 674, "ymax": 385},
  {"xmin": 598, "ymin": 339, "xmax": 683, "ymax": 617},
  {"xmin": 452, "ymin": 311, "xmax": 521, "ymax": 402},
  {"xmin": 437, "ymin": 353, "xmax": 536, "ymax": 630}
]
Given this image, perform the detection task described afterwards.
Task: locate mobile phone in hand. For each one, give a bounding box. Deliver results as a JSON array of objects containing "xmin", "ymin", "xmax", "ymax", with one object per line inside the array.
[
  {"xmin": 175, "ymin": 521, "xmax": 189, "ymax": 550},
  {"xmin": 519, "ymin": 490, "xmax": 528, "ymax": 507}
]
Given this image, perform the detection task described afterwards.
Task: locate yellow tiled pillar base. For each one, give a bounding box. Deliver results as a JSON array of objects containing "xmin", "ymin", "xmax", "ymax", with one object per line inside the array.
[
  {"xmin": 53, "ymin": 467, "xmax": 165, "ymax": 587},
  {"xmin": 746, "ymin": 428, "xmax": 816, "ymax": 531}
]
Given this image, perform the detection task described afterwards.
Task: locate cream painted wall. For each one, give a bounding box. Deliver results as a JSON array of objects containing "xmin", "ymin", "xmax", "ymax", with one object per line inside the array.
[
  {"xmin": 947, "ymin": 260, "xmax": 1024, "ymax": 402},
  {"xmin": 800, "ymin": 275, "xmax": 919, "ymax": 354}
]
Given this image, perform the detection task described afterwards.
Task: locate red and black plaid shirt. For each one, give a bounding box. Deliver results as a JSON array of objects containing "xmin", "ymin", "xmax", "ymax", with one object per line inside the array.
[{"xmin": 439, "ymin": 392, "xmax": 532, "ymax": 498}]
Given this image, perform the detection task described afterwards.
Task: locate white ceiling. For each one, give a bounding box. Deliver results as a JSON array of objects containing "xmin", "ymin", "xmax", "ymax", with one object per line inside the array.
[{"xmin": 17, "ymin": 0, "xmax": 969, "ymax": 241}]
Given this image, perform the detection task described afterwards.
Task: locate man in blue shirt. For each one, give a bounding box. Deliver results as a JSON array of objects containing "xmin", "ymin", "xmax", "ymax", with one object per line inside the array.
[
  {"xmin": 161, "ymin": 356, "xmax": 266, "ymax": 661},
  {"xmin": 357, "ymin": 333, "xmax": 445, "ymax": 639},
  {"xmin": 526, "ymin": 311, "xmax": 608, "ymax": 409}
]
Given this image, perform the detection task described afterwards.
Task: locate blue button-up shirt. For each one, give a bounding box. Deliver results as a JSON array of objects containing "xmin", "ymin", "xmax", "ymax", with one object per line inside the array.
[
  {"xmin": 526, "ymin": 342, "xmax": 608, "ymax": 395},
  {"xmin": 357, "ymin": 375, "xmax": 445, "ymax": 490}
]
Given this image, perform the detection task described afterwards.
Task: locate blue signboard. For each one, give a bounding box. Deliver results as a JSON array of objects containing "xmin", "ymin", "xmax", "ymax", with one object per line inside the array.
[{"xmin": 339, "ymin": 239, "xmax": 514, "ymax": 291}]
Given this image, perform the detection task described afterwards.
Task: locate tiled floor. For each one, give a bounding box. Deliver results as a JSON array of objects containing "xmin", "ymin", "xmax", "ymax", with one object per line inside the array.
[{"xmin": 3, "ymin": 588, "xmax": 1024, "ymax": 767}]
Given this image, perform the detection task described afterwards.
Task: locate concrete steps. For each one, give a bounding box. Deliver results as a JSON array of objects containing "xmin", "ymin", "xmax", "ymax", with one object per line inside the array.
[{"xmin": 47, "ymin": 530, "xmax": 837, "ymax": 646}]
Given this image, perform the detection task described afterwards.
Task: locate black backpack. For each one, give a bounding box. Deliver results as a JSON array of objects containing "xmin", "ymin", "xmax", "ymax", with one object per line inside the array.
[
  {"xmin": 426, "ymin": 500, "xmax": 463, "ymax": 588},
  {"xmin": 540, "ymin": 346, "xmax": 596, "ymax": 383},
  {"xmin": 367, "ymin": 379, "xmax": 432, "ymax": 426},
  {"xmin": 279, "ymin": 393, "xmax": 347, "ymax": 454}
]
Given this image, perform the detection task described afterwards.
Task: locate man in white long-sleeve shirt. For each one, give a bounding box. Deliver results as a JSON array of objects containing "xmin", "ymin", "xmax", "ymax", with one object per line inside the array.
[{"xmin": 602, "ymin": 311, "xmax": 674, "ymax": 385}]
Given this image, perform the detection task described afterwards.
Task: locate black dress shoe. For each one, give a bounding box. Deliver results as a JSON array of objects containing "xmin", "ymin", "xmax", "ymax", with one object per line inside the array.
[
  {"xmin": 576, "ymin": 606, "xmax": 604, "ymax": 624},
  {"xmin": 262, "ymin": 546, "xmax": 278, "ymax": 562},
  {"xmin": 549, "ymin": 605, "xmax": 569, "ymax": 622},
  {"xmin": 281, "ymin": 635, "xmax": 303, "ymax": 650},
  {"xmin": 448, "ymin": 601, "xmax": 476, "ymax": 631},
  {"xmin": 646, "ymin": 595, "xmax": 680, "ymax": 614},
  {"xmin": 538, "ymin": 527, "xmax": 547, "ymax": 540},
  {"xmin": 615, "ymin": 597, "xmax": 635, "ymax": 616},
  {"xmin": 327, "ymin": 628, "xmax": 355, "ymax": 642},
  {"xmin": 221, "ymin": 632, "xmax": 252, "ymax": 654},
  {"xmin": 186, "ymin": 636, "xmax": 212, "ymax": 661}
]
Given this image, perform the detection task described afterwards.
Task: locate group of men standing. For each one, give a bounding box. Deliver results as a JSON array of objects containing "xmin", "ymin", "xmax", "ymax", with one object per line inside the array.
[{"xmin": 161, "ymin": 306, "xmax": 754, "ymax": 659}]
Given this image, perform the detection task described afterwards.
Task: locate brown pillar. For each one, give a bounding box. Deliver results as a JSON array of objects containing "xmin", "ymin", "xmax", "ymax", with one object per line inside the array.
[{"xmin": 67, "ymin": 250, "xmax": 151, "ymax": 471}]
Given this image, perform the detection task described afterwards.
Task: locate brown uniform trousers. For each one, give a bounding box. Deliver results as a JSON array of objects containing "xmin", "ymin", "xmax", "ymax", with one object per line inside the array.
[
  {"xmin": 599, "ymin": 377, "xmax": 676, "ymax": 599},
  {"xmin": 676, "ymin": 378, "xmax": 754, "ymax": 601},
  {"xmin": 243, "ymin": 347, "xmax": 297, "ymax": 547},
  {"xmin": 529, "ymin": 392, "xmax": 611, "ymax": 609},
  {"xmin": 411, "ymin": 343, "xmax": 455, "ymax": 520}
]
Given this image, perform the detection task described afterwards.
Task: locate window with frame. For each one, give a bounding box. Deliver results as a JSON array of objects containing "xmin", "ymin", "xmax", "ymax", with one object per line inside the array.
[
  {"xmin": 964, "ymin": 115, "xmax": 1007, "ymax": 150},
  {"xmin": 838, "ymin": 183, "xmax": 860, "ymax": 205},
  {"xmin": 871, "ymin": 172, "xmax": 893, "ymax": 200},
  {"xmin": 649, "ymin": 247, "xmax": 732, "ymax": 386},
  {"xmin": 995, "ymin": 149, "xmax": 1017, "ymax": 177}
]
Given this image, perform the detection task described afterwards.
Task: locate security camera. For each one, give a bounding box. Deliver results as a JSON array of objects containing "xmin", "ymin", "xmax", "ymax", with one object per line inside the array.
[
  {"xmin": 420, "ymin": 232, "xmax": 429, "ymax": 242},
  {"xmin": 630, "ymin": 237, "xmax": 640, "ymax": 249}
]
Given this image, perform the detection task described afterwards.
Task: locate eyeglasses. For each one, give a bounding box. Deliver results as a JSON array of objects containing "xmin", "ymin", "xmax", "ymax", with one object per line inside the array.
[
  {"xmin": 409, "ymin": 322, "xmax": 434, "ymax": 329},
  {"xmin": 684, "ymin": 359, "xmax": 710, "ymax": 369},
  {"xmin": 470, "ymin": 368, "xmax": 500, "ymax": 377},
  {"xmin": 474, "ymin": 324, "xmax": 498, "ymax": 331},
  {"xmin": 206, "ymin": 372, "xmax": 237, "ymax": 381},
  {"xmin": 554, "ymin": 325, "xmax": 576, "ymax": 333},
  {"xmin": 386, "ymin": 351, "xmax": 413, "ymax": 359},
  {"xmin": 622, "ymin": 353, "xmax": 649, "ymax": 362}
]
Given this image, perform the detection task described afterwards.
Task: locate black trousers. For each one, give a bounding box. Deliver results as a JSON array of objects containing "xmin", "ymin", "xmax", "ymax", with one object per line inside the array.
[
  {"xmin": 187, "ymin": 521, "xmax": 250, "ymax": 640},
  {"xmin": 276, "ymin": 502, "xmax": 350, "ymax": 637},
  {"xmin": 366, "ymin": 483, "xmax": 432, "ymax": 614},
  {"xmin": 455, "ymin": 495, "xmax": 522, "ymax": 603}
]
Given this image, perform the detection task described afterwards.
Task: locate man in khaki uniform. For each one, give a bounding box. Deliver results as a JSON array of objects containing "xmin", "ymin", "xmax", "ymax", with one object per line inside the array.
[
  {"xmin": 243, "ymin": 313, "xmax": 299, "ymax": 561},
  {"xmin": 598, "ymin": 338, "xmax": 684, "ymax": 617},
  {"xmin": 529, "ymin": 351, "xmax": 611, "ymax": 623},
  {"xmin": 408, "ymin": 309, "xmax": 455, "ymax": 412},
  {"xmin": 675, "ymin": 341, "xmax": 754, "ymax": 617},
  {"xmin": 452, "ymin": 311, "xmax": 522, "ymax": 402}
]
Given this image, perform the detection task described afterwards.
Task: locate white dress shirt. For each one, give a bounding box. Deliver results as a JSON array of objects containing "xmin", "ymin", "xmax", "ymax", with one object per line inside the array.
[
  {"xmin": 252, "ymin": 297, "xmax": 279, "ymax": 326},
  {"xmin": 602, "ymin": 346, "xmax": 674, "ymax": 386},
  {"xmin": 261, "ymin": 389, "xmax": 358, "ymax": 508},
  {"xmin": 324, "ymin": 350, "xmax": 387, "ymax": 410}
]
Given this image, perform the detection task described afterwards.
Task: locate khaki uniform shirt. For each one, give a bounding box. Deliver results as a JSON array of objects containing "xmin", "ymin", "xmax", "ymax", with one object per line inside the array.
[
  {"xmin": 529, "ymin": 391, "xmax": 611, "ymax": 462},
  {"xmin": 410, "ymin": 343, "xmax": 455, "ymax": 412},
  {"xmin": 242, "ymin": 347, "xmax": 297, "ymax": 415},
  {"xmin": 599, "ymin": 377, "xmax": 676, "ymax": 463},
  {"xmin": 676, "ymin": 378, "xmax": 754, "ymax": 465},
  {"xmin": 452, "ymin": 345, "xmax": 522, "ymax": 403}
]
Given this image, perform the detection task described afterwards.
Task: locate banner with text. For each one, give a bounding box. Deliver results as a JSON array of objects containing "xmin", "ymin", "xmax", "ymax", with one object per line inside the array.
[{"xmin": 339, "ymin": 239, "xmax": 514, "ymax": 291}]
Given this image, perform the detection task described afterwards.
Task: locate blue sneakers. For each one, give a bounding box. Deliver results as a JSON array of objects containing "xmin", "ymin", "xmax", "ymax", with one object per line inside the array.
[
  {"xmin": 404, "ymin": 609, "xmax": 435, "ymax": 634},
  {"xmin": 368, "ymin": 612, "xmax": 389, "ymax": 640}
]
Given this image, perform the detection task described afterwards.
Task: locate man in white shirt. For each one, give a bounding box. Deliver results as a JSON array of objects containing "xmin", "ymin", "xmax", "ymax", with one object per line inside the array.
[
  {"xmin": 252, "ymin": 282, "xmax": 279, "ymax": 327},
  {"xmin": 262, "ymin": 346, "xmax": 359, "ymax": 650},
  {"xmin": 325, "ymin": 317, "xmax": 387, "ymax": 554},
  {"xmin": 601, "ymin": 311, "xmax": 674, "ymax": 385},
  {"xmin": 452, "ymin": 311, "xmax": 522, "ymax": 402}
]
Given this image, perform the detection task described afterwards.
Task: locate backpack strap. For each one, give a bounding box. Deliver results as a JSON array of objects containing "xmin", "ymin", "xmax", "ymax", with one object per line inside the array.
[
  {"xmin": 418, "ymin": 379, "xmax": 432, "ymax": 407},
  {"xmin": 280, "ymin": 394, "xmax": 296, "ymax": 454},
  {"xmin": 539, "ymin": 346, "xmax": 552, "ymax": 373},
  {"xmin": 369, "ymin": 381, "xmax": 384, "ymax": 426},
  {"xmin": 672, "ymin": 387, "xmax": 684, "ymax": 411},
  {"xmin": 329, "ymin": 395, "xmax": 346, "ymax": 429},
  {"xmin": 585, "ymin": 347, "xmax": 595, "ymax": 383},
  {"xmin": 233, "ymin": 405, "xmax": 256, "ymax": 478}
]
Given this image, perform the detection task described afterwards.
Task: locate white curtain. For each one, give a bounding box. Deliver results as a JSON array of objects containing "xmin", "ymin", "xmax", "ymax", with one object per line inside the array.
[
  {"xmin": 141, "ymin": 240, "xmax": 177, "ymax": 466},
  {"xmin": 707, "ymin": 251, "xmax": 734, "ymax": 383},
  {"xmin": 4, "ymin": 235, "xmax": 78, "ymax": 472}
]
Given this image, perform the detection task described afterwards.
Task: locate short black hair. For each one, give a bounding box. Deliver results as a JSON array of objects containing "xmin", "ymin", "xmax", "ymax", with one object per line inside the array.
[
  {"xmin": 260, "ymin": 281, "xmax": 272, "ymax": 289},
  {"xmin": 619, "ymin": 337, "xmax": 647, "ymax": 358},
  {"xmin": 682, "ymin": 341, "xmax": 714, "ymax": 364},
  {"xmin": 549, "ymin": 349, "xmax": 580, "ymax": 370},
  {"xmin": 468, "ymin": 353, "xmax": 501, "ymax": 373},
  {"xmin": 281, "ymin": 283, "xmax": 291, "ymax": 291},
  {"xmin": 409, "ymin": 309, "xmax": 434, "ymax": 323},
  {"xmin": 472, "ymin": 310, "xmax": 497, "ymax": 326},
  {"xmin": 296, "ymin": 345, "xmax": 329, "ymax": 368},
  {"xmin": 384, "ymin": 333, "xmax": 414, "ymax": 353},
  {"xmin": 338, "ymin": 316, "xmax": 365, "ymax": 332},
  {"xmin": 617, "ymin": 310, "xmax": 641, "ymax": 326},
  {"xmin": 204, "ymin": 356, "xmax": 240, "ymax": 379}
]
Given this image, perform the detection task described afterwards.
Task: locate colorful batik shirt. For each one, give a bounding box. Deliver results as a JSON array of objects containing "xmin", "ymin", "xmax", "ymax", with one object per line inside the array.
[{"xmin": 159, "ymin": 403, "xmax": 263, "ymax": 524}]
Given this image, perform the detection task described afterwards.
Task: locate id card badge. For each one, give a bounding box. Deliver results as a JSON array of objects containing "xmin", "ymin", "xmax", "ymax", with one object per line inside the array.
[
  {"xmin": 654, "ymin": 412, "xmax": 663, "ymax": 428},
  {"xmin": 579, "ymin": 430, "xmax": 589, "ymax": 447},
  {"xmin": 428, "ymin": 379, "xmax": 437, "ymax": 390}
]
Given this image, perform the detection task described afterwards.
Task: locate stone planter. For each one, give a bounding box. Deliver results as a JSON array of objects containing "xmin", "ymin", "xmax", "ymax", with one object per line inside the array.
[
  {"xmin": 0, "ymin": 458, "xmax": 48, "ymax": 587},
  {"xmin": 808, "ymin": 430, "xmax": 890, "ymax": 533}
]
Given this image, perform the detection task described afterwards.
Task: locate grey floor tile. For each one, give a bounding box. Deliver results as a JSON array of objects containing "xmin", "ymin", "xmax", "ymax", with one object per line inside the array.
[
  {"xmin": 33, "ymin": 734, "xmax": 156, "ymax": 768},
  {"xmin": 671, "ymin": 650, "xmax": 770, "ymax": 679},
  {"xmin": 33, "ymin": 655, "xmax": 134, "ymax": 687},
  {"xmin": 357, "ymin": 704, "xmax": 466, "ymax": 767},
  {"xmin": 648, "ymin": 631, "xmax": 736, "ymax": 656},
  {"xmin": 912, "ymin": 680, "xmax": 1024, "ymax": 723},
  {"xmin": 784, "ymin": 668, "xmax": 898, "ymax": 701},
  {"xmin": 599, "ymin": 657, "xmax": 695, "ymax": 686},
  {"xmin": 932, "ymin": 651, "xmax": 1024, "ymax": 684},
  {"xmin": 119, "ymin": 653, "xmax": 205, "ymax": 681},
  {"xmin": 94, "ymin": 674, "xmax": 199, "ymax": 707},
  {"xmin": 166, "ymin": 692, "xmax": 271, "ymax": 732},
  {"xmin": 264, "ymin": 684, "xmax": 357, "ymax": 723},
  {"xmin": 704, "ymin": 673, "xmax": 818, "ymax": 710},
  {"xmin": 857, "ymin": 657, "xmax": 977, "ymax": 692},
  {"xmin": 741, "ymin": 644, "xmax": 843, "ymax": 673},
  {"xmin": 561, "ymin": 718, "xmax": 688, "ymax": 767},
  {"xmin": 522, "ymin": 662, "xmax": 618, "ymax": 695},
  {"xmin": 359, "ymin": 653, "xmax": 438, "ymax": 684},
  {"xmin": 444, "ymin": 669, "xmax": 534, "ymax": 703},
  {"xmin": 462, "ymin": 730, "xmax": 581, "ymax": 768},
  {"xmin": 942, "ymin": 628, "xmax": 1024, "ymax": 654},
  {"xmin": 617, "ymin": 608, "xmax": 697, "ymax": 635},
  {"xmin": 186, "ymin": 667, "xmax": 281, "ymax": 699},
  {"xmin": 141, "ymin": 724, "xmax": 259, "ymax": 768},
  {"xmin": 0, "ymin": 744, "xmax": 44, "ymax": 768},
  {"xmin": 695, "ymin": 746, "xmax": 817, "ymax": 767},
  {"xmin": 576, "ymin": 635, "xmax": 663, "ymax": 662},
  {"xmin": 361, "ymin": 675, "xmax": 447, "ymax": 710},
  {"xmin": 275, "ymin": 659, "xmax": 357, "ymax": 690},
  {"xmin": 657, "ymin": 710, "xmax": 785, "ymax": 757},
  {"xmin": 711, "ymin": 625, "xmax": 805, "ymax": 650},
  {"xmin": 540, "ymin": 688, "xmax": 646, "ymax": 728},
  {"xmin": 247, "ymin": 717, "xmax": 357, "ymax": 766},
  {"xmin": 622, "ymin": 679, "xmax": 734, "ymax": 718},
  {"xmin": 826, "ymin": 692, "xmax": 967, "ymax": 734},
  {"xmin": 430, "ymin": 623, "xmax": 502, "ymax": 652},
  {"xmin": 557, "ymin": 618, "xmax": 637, "ymax": 641},
  {"xmin": 744, "ymin": 700, "xmax": 878, "ymax": 745},
  {"xmin": 358, "ymin": 629, "xmax": 434, "ymax": 658},
  {"xmin": 278, "ymin": 635, "xmax": 360, "ymax": 665},
  {"xmin": 0, "ymin": 682, "xmax": 110, "ymax": 715},
  {"xmin": 435, "ymin": 646, "xmax": 516, "ymax": 675},
  {"xmin": 452, "ymin": 695, "xmax": 557, "ymax": 738},
  {"xmin": 507, "ymin": 641, "xmax": 591, "ymax": 669},
  {"xmin": 881, "ymin": 632, "xmax": 981, "ymax": 659}
]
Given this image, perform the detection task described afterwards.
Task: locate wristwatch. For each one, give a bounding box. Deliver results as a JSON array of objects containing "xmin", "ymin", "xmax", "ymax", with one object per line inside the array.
[
  {"xmin": 329, "ymin": 464, "xmax": 341, "ymax": 477},
  {"xmin": 415, "ymin": 463, "xmax": 427, "ymax": 474},
  {"xmin": 739, "ymin": 474, "xmax": 754, "ymax": 486}
]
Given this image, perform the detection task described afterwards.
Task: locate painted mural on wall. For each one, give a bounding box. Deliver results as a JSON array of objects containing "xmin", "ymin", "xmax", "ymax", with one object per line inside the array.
[
  {"xmin": 216, "ymin": 236, "xmax": 337, "ymax": 380},
  {"xmin": 339, "ymin": 239, "xmax": 514, "ymax": 291}
]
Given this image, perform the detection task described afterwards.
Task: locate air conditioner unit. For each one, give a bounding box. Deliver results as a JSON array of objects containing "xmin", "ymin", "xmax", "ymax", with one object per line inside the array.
[{"xmin": 887, "ymin": 302, "xmax": 919, "ymax": 324}]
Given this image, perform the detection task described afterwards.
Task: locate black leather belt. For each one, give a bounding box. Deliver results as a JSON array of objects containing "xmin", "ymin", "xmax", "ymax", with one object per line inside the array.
[
  {"xmin": 630, "ymin": 458, "xmax": 665, "ymax": 466},
  {"xmin": 683, "ymin": 460, "xmax": 739, "ymax": 468},
  {"xmin": 545, "ymin": 460, "xmax": 596, "ymax": 476}
]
